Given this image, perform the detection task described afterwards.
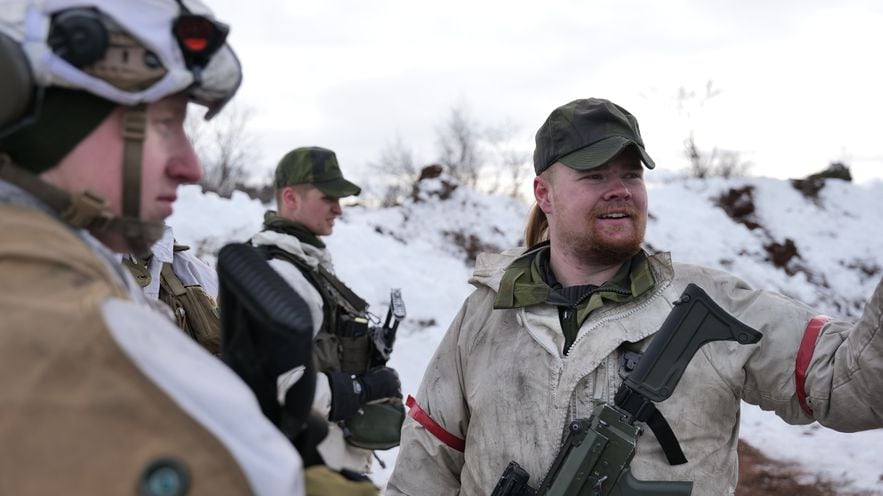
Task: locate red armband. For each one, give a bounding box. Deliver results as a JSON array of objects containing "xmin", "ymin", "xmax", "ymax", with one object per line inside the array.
[
  {"xmin": 405, "ymin": 395, "xmax": 466, "ymax": 452},
  {"xmin": 795, "ymin": 315, "xmax": 831, "ymax": 416}
]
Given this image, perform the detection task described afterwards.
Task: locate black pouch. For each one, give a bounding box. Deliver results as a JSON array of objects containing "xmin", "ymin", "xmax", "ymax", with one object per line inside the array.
[{"xmin": 336, "ymin": 314, "xmax": 371, "ymax": 374}]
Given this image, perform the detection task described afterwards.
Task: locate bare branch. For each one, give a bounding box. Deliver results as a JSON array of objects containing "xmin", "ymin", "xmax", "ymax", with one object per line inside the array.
[
  {"xmin": 435, "ymin": 103, "xmax": 483, "ymax": 187},
  {"xmin": 186, "ymin": 102, "xmax": 261, "ymax": 197}
]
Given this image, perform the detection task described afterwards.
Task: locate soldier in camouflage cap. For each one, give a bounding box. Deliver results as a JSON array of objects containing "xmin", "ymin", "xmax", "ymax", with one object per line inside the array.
[
  {"xmin": 533, "ymin": 98, "xmax": 655, "ymax": 175},
  {"xmin": 389, "ymin": 97, "xmax": 883, "ymax": 496},
  {"xmin": 252, "ymin": 146, "xmax": 402, "ymax": 490},
  {"xmin": 275, "ymin": 146, "xmax": 362, "ymax": 199}
]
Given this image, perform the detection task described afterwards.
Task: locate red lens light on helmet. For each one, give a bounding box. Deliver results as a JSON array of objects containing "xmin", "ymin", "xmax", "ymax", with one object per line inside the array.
[
  {"xmin": 173, "ymin": 15, "xmax": 229, "ymax": 69},
  {"xmin": 182, "ymin": 37, "xmax": 208, "ymax": 51}
]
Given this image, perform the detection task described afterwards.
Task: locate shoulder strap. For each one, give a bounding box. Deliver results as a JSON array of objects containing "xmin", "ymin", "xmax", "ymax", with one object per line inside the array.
[
  {"xmin": 257, "ymin": 244, "xmax": 337, "ymax": 332},
  {"xmin": 315, "ymin": 264, "xmax": 368, "ymax": 313},
  {"xmin": 258, "ymin": 245, "xmax": 368, "ymax": 314},
  {"xmin": 160, "ymin": 262, "xmax": 188, "ymax": 297}
]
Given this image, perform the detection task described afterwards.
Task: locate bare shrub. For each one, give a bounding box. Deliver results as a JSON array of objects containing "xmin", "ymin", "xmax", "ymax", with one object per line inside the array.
[
  {"xmin": 436, "ymin": 103, "xmax": 482, "ymax": 188},
  {"xmin": 791, "ymin": 161, "xmax": 853, "ymax": 201},
  {"xmin": 368, "ymin": 134, "xmax": 420, "ymax": 207},
  {"xmin": 186, "ymin": 102, "xmax": 260, "ymax": 198},
  {"xmin": 677, "ymin": 81, "xmax": 751, "ymax": 178}
]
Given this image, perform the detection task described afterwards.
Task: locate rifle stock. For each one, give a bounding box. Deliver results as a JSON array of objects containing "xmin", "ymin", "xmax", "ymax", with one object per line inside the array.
[
  {"xmin": 623, "ymin": 284, "xmax": 763, "ymax": 403},
  {"xmin": 217, "ymin": 242, "xmax": 316, "ymax": 439}
]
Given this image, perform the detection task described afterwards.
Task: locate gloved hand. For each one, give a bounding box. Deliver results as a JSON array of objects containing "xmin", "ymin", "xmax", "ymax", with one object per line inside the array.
[{"xmin": 327, "ymin": 367, "xmax": 402, "ymax": 422}]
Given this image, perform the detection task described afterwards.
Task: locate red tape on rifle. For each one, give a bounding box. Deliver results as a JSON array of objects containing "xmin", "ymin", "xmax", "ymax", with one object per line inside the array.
[
  {"xmin": 795, "ymin": 315, "xmax": 830, "ymax": 416},
  {"xmin": 406, "ymin": 395, "xmax": 465, "ymax": 452}
]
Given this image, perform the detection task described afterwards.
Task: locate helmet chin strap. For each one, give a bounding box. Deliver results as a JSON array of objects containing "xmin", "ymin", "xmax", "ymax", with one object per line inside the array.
[
  {"xmin": 119, "ymin": 105, "xmax": 163, "ymax": 258},
  {"xmin": 0, "ymin": 105, "xmax": 163, "ymax": 257}
]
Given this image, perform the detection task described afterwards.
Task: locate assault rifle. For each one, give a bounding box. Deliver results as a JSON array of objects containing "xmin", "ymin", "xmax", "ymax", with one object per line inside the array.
[
  {"xmin": 370, "ymin": 288, "xmax": 406, "ymax": 365},
  {"xmin": 492, "ymin": 283, "xmax": 763, "ymax": 496}
]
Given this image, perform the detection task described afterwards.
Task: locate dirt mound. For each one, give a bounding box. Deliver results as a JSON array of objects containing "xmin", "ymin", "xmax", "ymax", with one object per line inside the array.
[{"xmin": 737, "ymin": 440, "xmax": 875, "ymax": 496}]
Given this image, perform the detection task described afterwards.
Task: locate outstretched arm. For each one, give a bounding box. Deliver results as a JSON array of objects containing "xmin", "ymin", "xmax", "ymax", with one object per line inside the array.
[{"xmin": 803, "ymin": 276, "xmax": 883, "ymax": 429}]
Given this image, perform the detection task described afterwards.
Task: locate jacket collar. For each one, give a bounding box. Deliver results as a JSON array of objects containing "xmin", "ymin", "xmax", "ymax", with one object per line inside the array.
[
  {"xmin": 262, "ymin": 210, "xmax": 325, "ymax": 249},
  {"xmin": 491, "ymin": 245, "xmax": 662, "ymax": 312}
]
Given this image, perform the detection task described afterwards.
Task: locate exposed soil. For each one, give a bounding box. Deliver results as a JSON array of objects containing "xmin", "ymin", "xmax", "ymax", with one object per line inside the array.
[{"xmin": 737, "ymin": 440, "xmax": 876, "ymax": 496}]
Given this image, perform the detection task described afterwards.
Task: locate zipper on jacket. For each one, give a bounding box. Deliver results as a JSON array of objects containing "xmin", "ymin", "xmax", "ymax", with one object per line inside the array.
[
  {"xmin": 561, "ymin": 286, "xmax": 632, "ymax": 356},
  {"xmin": 564, "ymin": 281, "xmax": 671, "ymax": 361}
]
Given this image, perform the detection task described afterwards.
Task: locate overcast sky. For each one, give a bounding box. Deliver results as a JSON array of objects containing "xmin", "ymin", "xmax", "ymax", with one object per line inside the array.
[{"xmin": 206, "ymin": 0, "xmax": 883, "ymax": 186}]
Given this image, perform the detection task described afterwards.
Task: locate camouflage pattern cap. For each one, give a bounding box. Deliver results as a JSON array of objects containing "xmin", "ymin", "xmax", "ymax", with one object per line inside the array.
[
  {"xmin": 533, "ymin": 98, "xmax": 655, "ymax": 175},
  {"xmin": 273, "ymin": 146, "xmax": 361, "ymax": 198}
]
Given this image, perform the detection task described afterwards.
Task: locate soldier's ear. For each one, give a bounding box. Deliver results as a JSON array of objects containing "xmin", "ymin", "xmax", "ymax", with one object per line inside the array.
[
  {"xmin": 281, "ymin": 186, "xmax": 300, "ymax": 211},
  {"xmin": 534, "ymin": 175, "xmax": 554, "ymax": 214}
]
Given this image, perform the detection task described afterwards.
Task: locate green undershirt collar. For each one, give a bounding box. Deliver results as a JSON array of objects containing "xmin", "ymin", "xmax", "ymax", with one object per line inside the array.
[
  {"xmin": 262, "ymin": 210, "xmax": 325, "ymax": 249},
  {"xmin": 495, "ymin": 246, "xmax": 656, "ymax": 316}
]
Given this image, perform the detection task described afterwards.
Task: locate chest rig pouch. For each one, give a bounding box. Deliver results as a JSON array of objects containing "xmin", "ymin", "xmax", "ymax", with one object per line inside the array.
[
  {"xmin": 260, "ymin": 245, "xmax": 404, "ymax": 450},
  {"xmin": 123, "ymin": 245, "xmax": 221, "ymax": 355}
]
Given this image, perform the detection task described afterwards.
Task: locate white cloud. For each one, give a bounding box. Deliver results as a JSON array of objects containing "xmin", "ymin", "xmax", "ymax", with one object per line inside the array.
[{"xmin": 207, "ymin": 0, "xmax": 883, "ymax": 183}]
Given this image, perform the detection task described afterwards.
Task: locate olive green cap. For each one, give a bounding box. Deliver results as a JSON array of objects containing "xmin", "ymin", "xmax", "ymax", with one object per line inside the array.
[
  {"xmin": 273, "ymin": 146, "xmax": 361, "ymax": 198},
  {"xmin": 533, "ymin": 98, "xmax": 655, "ymax": 175}
]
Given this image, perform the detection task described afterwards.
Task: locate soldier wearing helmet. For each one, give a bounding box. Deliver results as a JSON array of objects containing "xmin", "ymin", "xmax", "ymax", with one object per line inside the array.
[{"xmin": 0, "ymin": 1, "xmax": 304, "ymax": 494}]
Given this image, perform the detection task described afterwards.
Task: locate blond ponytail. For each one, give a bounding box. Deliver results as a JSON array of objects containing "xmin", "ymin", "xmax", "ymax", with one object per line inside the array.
[{"xmin": 522, "ymin": 203, "xmax": 549, "ymax": 247}]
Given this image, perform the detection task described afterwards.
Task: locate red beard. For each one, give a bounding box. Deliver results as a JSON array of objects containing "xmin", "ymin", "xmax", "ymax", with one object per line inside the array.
[{"xmin": 558, "ymin": 202, "xmax": 646, "ymax": 265}]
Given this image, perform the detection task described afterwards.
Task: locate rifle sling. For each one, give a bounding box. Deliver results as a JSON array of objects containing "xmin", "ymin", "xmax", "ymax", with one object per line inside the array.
[
  {"xmin": 616, "ymin": 387, "xmax": 687, "ymax": 465},
  {"xmin": 642, "ymin": 405, "xmax": 687, "ymax": 465}
]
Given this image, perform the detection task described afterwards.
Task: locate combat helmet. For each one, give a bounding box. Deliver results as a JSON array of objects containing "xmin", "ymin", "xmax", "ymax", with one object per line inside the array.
[{"xmin": 0, "ymin": 0, "xmax": 242, "ymax": 256}]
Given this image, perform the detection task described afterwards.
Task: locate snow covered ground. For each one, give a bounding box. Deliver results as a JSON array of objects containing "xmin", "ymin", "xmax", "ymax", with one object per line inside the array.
[{"xmin": 169, "ymin": 172, "xmax": 883, "ymax": 494}]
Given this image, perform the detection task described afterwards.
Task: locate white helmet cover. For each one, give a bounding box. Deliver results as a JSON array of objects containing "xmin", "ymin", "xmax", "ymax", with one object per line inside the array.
[{"xmin": 0, "ymin": 0, "xmax": 242, "ymax": 119}]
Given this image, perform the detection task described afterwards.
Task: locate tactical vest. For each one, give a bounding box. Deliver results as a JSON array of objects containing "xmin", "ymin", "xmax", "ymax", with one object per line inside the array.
[
  {"xmin": 259, "ymin": 245, "xmax": 405, "ymax": 451},
  {"xmin": 123, "ymin": 245, "xmax": 221, "ymax": 356},
  {"xmin": 258, "ymin": 245, "xmax": 373, "ymax": 375}
]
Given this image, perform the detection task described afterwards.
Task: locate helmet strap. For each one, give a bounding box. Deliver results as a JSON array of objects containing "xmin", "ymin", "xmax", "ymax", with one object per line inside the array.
[
  {"xmin": 119, "ymin": 105, "xmax": 156, "ymax": 257},
  {"xmin": 121, "ymin": 106, "xmax": 145, "ymax": 220},
  {"xmin": 0, "ymin": 152, "xmax": 80, "ymax": 216},
  {"xmin": 0, "ymin": 151, "xmax": 116, "ymax": 231},
  {"xmin": 0, "ymin": 120, "xmax": 163, "ymax": 258}
]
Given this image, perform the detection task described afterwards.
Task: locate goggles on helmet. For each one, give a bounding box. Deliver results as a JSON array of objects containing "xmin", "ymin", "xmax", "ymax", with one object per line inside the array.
[{"xmin": 0, "ymin": 0, "xmax": 242, "ymax": 131}]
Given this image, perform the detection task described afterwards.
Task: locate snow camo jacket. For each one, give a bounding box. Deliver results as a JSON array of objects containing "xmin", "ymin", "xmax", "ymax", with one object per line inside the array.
[
  {"xmin": 387, "ymin": 249, "xmax": 883, "ymax": 496},
  {"xmin": 250, "ymin": 228, "xmax": 375, "ymax": 474},
  {"xmin": 0, "ymin": 183, "xmax": 303, "ymax": 496}
]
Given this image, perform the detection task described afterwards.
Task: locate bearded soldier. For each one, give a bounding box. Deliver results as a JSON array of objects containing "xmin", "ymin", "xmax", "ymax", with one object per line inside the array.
[{"xmin": 388, "ymin": 98, "xmax": 883, "ymax": 496}]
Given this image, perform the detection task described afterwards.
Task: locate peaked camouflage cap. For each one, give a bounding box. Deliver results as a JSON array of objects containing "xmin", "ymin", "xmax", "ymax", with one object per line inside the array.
[
  {"xmin": 533, "ymin": 98, "xmax": 655, "ymax": 175},
  {"xmin": 274, "ymin": 146, "xmax": 361, "ymax": 198}
]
